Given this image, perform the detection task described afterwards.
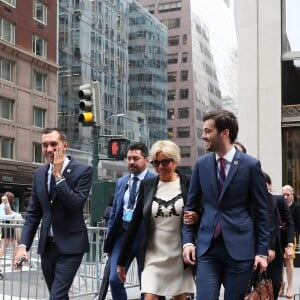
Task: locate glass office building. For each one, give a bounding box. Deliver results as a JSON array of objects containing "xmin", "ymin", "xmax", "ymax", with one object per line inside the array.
[
  {"xmin": 128, "ymin": 1, "xmax": 168, "ymax": 145},
  {"xmin": 138, "ymin": 0, "xmax": 238, "ymax": 168},
  {"xmin": 58, "ymin": 0, "xmax": 129, "ymax": 152}
]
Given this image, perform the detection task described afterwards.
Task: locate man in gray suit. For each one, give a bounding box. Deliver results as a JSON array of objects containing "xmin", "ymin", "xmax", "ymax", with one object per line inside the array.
[{"xmin": 104, "ymin": 142, "xmax": 156, "ymax": 300}]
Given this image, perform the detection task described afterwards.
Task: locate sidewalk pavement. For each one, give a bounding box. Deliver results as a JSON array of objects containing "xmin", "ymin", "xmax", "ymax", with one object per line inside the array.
[{"xmin": 102, "ymin": 267, "xmax": 300, "ymax": 300}]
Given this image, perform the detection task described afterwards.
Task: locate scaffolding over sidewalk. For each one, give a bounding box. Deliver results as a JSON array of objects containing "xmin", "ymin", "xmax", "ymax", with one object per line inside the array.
[{"xmin": 0, "ymin": 222, "xmax": 140, "ymax": 300}]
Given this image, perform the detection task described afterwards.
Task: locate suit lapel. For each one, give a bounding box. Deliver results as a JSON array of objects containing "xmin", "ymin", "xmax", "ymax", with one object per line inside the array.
[{"xmin": 206, "ymin": 154, "xmax": 220, "ymax": 199}]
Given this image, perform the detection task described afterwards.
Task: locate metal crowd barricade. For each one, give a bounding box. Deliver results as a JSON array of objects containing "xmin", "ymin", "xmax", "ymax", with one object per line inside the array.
[{"xmin": 0, "ymin": 220, "xmax": 140, "ymax": 300}]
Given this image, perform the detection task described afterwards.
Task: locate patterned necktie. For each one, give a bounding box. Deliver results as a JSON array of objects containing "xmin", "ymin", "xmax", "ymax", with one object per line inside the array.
[
  {"xmin": 214, "ymin": 157, "xmax": 227, "ymax": 239},
  {"xmin": 127, "ymin": 176, "xmax": 138, "ymax": 209}
]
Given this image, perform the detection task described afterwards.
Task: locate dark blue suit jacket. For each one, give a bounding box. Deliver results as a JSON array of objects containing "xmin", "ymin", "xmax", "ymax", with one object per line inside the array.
[
  {"xmin": 182, "ymin": 149, "xmax": 270, "ymax": 260},
  {"xmin": 104, "ymin": 170, "xmax": 156, "ymax": 253},
  {"xmin": 20, "ymin": 157, "xmax": 92, "ymax": 255}
]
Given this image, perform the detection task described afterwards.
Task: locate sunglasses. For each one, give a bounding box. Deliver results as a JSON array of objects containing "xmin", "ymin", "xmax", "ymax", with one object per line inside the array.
[{"xmin": 150, "ymin": 159, "xmax": 173, "ymax": 167}]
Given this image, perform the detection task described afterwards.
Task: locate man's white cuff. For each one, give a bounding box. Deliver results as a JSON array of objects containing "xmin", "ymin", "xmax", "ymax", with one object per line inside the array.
[{"xmin": 183, "ymin": 243, "xmax": 194, "ymax": 249}]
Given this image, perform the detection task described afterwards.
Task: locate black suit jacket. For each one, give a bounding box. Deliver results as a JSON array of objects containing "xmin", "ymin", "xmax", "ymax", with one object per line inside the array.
[
  {"xmin": 20, "ymin": 157, "xmax": 92, "ymax": 255},
  {"xmin": 273, "ymin": 195, "xmax": 295, "ymax": 251},
  {"xmin": 117, "ymin": 171, "xmax": 190, "ymax": 270}
]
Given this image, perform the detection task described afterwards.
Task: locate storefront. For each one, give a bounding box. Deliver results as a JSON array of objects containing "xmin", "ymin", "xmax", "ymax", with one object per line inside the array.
[{"xmin": 0, "ymin": 161, "xmax": 38, "ymax": 213}]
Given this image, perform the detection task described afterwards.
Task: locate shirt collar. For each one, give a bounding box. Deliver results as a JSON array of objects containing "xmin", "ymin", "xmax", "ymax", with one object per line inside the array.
[
  {"xmin": 131, "ymin": 168, "xmax": 147, "ymax": 181},
  {"xmin": 215, "ymin": 146, "xmax": 236, "ymax": 164}
]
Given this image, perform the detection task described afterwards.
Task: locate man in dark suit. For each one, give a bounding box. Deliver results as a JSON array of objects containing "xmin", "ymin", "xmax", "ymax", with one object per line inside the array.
[
  {"xmin": 104, "ymin": 142, "xmax": 156, "ymax": 300},
  {"xmin": 182, "ymin": 109, "xmax": 270, "ymax": 300},
  {"xmin": 13, "ymin": 127, "xmax": 92, "ymax": 300}
]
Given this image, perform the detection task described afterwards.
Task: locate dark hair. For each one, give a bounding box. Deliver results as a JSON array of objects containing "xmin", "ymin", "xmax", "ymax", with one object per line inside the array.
[
  {"xmin": 203, "ymin": 109, "xmax": 238, "ymax": 143},
  {"xmin": 4, "ymin": 191, "xmax": 14, "ymax": 206},
  {"xmin": 262, "ymin": 171, "xmax": 272, "ymax": 185},
  {"xmin": 234, "ymin": 141, "xmax": 247, "ymax": 153},
  {"xmin": 127, "ymin": 142, "xmax": 149, "ymax": 157},
  {"xmin": 42, "ymin": 127, "xmax": 67, "ymax": 142}
]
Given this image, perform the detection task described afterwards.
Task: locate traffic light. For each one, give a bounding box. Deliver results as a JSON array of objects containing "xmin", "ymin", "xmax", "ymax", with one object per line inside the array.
[
  {"xmin": 107, "ymin": 138, "xmax": 130, "ymax": 160},
  {"xmin": 78, "ymin": 81, "xmax": 101, "ymax": 126}
]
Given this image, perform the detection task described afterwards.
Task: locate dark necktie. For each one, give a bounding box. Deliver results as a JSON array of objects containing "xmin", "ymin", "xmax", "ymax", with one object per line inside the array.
[
  {"xmin": 214, "ymin": 157, "xmax": 226, "ymax": 239},
  {"xmin": 218, "ymin": 157, "xmax": 226, "ymax": 191},
  {"xmin": 49, "ymin": 174, "xmax": 56, "ymax": 200},
  {"xmin": 127, "ymin": 176, "xmax": 138, "ymax": 209}
]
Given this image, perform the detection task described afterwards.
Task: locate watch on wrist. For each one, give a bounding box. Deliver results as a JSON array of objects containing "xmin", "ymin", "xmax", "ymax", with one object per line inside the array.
[{"xmin": 55, "ymin": 176, "xmax": 63, "ymax": 182}]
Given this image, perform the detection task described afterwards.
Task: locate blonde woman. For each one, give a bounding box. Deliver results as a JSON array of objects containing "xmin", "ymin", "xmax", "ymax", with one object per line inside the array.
[
  {"xmin": 280, "ymin": 185, "xmax": 300, "ymax": 298},
  {"xmin": 117, "ymin": 140, "xmax": 195, "ymax": 300}
]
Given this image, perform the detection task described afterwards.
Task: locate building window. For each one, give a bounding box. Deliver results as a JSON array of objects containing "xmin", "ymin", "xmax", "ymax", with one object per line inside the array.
[
  {"xmin": 180, "ymin": 70, "xmax": 188, "ymax": 81},
  {"xmin": 0, "ymin": 136, "xmax": 13, "ymax": 159},
  {"xmin": 168, "ymin": 54, "xmax": 178, "ymax": 64},
  {"xmin": 0, "ymin": 17, "xmax": 15, "ymax": 44},
  {"xmin": 196, "ymin": 109, "xmax": 202, "ymax": 121},
  {"xmin": 197, "ymin": 127, "xmax": 202, "ymax": 139},
  {"xmin": 34, "ymin": 0, "xmax": 47, "ymax": 24},
  {"xmin": 178, "ymin": 107, "xmax": 189, "ymax": 119},
  {"xmin": 182, "ymin": 34, "xmax": 187, "ymax": 44},
  {"xmin": 177, "ymin": 127, "xmax": 190, "ymax": 138},
  {"xmin": 167, "ymin": 108, "xmax": 175, "ymax": 120},
  {"xmin": 32, "ymin": 142, "xmax": 43, "ymax": 163},
  {"xmin": 33, "ymin": 71, "xmax": 46, "ymax": 92},
  {"xmin": 162, "ymin": 18, "xmax": 180, "ymax": 29},
  {"xmin": 168, "ymin": 127, "xmax": 173, "ymax": 138},
  {"xmin": 1, "ymin": 0, "xmax": 15, "ymax": 6},
  {"xmin": 179, "ymin": 89, "xmax": 189, "ymax": 100},
  {"xmin": 0, "ymin": 96, "xmax": 14, "ymax": 120},
  {"xmin": 168, "ymin": 35, "xmax": 180, "ymax": 46},
  {"xmin": 168, "ymin": 72, "xmax": 177, "ymax": 82},
  {"xmin": 282, "ymin": 59, "xmax": 300, "ymax": 105},
  {"xmin": 282, "ymin": 127, "xmax": 300, "ymax": 195},
  {"xmin": 167, "ymin": 90, "xmax": 176, "ymax": 101},
  {"xmin": 0, "ymin": 57, "xmax": 13, "ymax": 81},
  {"xmin": 180, "ymin": 146, "xmax": 191, "ymax": 158},
  {"xmin": 33, "ymin": 106, "xmax": 45, "ymax": 128},
  {"xmin": 32, "ymin": 35, "xmax": 47, "ymax": 58},
  {"xmin": 158, "ymin": 1, "xmax": 182, "ymax": 13},
  {"xmin": 144, "ymin": 4, "xmax": 155, "ymax": 14},
  {"xmin": 182, "ymin": 52, "xmax": 188, "ymax": 63}
]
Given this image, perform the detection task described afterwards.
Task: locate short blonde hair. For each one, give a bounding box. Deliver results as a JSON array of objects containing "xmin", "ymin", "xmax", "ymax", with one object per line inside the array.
[
  {"xmin": 282, "ymin": 184, "xmax": 294, "ymax": 195},
  {"xmin": 150, "ymin": 140, "xmax": 181, "ymax": 162}
]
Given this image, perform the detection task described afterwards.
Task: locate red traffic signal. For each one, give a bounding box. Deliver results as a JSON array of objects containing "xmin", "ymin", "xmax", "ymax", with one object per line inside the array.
[{"xmin": 107, "ymin": 139, "xmax": 129, "ymax": 159}]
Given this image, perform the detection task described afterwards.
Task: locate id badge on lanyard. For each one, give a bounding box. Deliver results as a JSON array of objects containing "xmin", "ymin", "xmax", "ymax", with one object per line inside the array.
[{"xmin": 124, "ymin": 208, "xmax": 134, "ymax": 222}]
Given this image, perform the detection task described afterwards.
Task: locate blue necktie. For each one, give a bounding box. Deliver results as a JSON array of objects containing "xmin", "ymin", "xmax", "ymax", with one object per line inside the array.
[
  {"xmin": 127, "ymin": 177, "xmax": 138, "ymax": 209},
  {"xmin": 214, "ymin": 158, "xmax": 226, "ymax": 239}
]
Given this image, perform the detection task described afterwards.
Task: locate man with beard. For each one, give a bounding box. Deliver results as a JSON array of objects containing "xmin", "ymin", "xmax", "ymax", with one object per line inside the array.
[
  {"xmin": 104, "ymin": 142, "xmax": 156, "ymax": 300},
  {"xmin": 182, "ymin": 109, "xmax": 270, "ymax": 300}
]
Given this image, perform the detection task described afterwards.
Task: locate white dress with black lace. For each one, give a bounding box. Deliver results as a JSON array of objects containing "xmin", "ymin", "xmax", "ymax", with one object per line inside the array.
[{"xmin": 141, "ymin": 178, "xmax": 195, "ymax": 297}]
